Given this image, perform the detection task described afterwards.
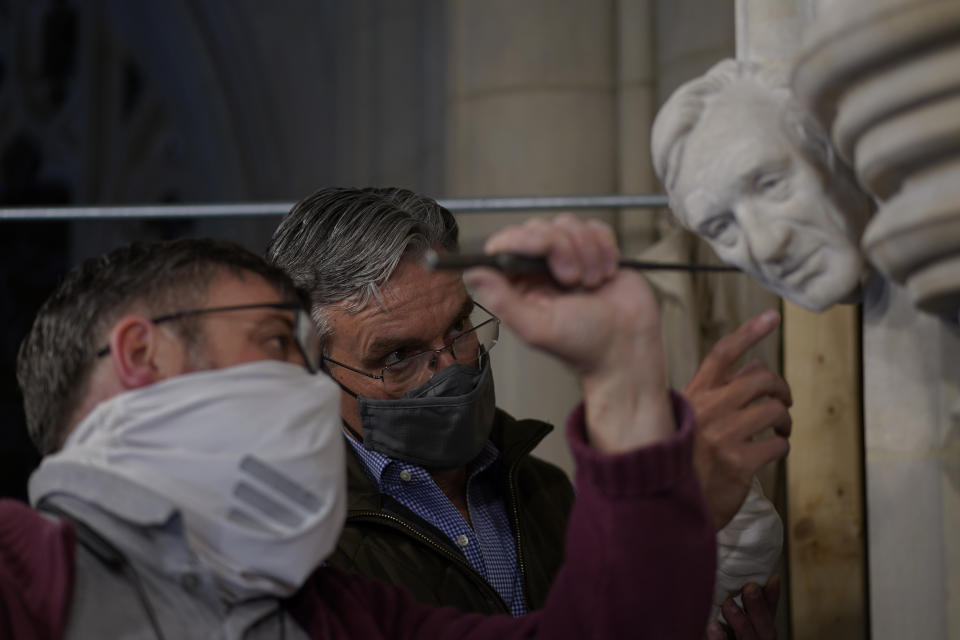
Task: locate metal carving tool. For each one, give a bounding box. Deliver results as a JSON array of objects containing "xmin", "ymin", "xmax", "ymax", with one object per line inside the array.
[{"xmin": 424, "ymin": 250, "xmax": 740, "ymax": 274}]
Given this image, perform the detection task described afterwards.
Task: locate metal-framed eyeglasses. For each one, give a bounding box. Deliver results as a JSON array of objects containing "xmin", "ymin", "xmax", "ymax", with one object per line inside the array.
[
  {"xmin": 94, "ymin": 302, "xmax": 322, "ymax": 373},
  {"xmin": 322, "ymin": 301, "xmax": 500, "ymax": 396}
]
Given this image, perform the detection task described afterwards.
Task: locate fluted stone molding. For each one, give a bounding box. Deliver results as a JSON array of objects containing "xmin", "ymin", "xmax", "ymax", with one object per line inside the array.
[{"xmin": 793, "ymin": 0, "xmax": 960, "ymax": 316}]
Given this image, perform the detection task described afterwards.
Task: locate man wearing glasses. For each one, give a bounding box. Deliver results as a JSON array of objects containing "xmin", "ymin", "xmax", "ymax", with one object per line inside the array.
[
  {"xmin": 9, "ymin": 238, "xmax": 347, "ymax": 636},
  {"xmin": 267, "ymin": 188, "xmax": 790, "ymax": 638},
  {"xmin": 268, "ymin": 187, "xmax": 574, "ymax": 617},
  {"xmin": 21, "ymin": 239, "xmax": 326, "ymax": 456}
]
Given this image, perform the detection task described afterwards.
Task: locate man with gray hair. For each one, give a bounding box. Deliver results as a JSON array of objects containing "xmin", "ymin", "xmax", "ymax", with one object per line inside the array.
[
  {"xmin": 651, "ymin": 58, "xmax": 873, "ymax": 312},
  {"xmin": 268, "ymin": 187, "xmax": 572, "ymax": 616},
  {"xmin": 267, "ymin": 187, "xmax": 792, "ymax": 637}
]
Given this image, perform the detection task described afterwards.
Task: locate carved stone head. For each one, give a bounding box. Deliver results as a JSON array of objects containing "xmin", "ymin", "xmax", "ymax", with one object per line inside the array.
[{"xmin": 652, "ymin": 59, "xmax": 872, "ymax": 312}]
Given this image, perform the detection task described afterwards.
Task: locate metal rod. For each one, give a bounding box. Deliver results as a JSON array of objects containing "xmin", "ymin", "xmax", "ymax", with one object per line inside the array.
[
  {"xmin": 0, "ymin": 203, "xmax": 292, "ymax": 221},
  {"xmin": 426, "ymin": 252, "xmax": 739, "ymax": 275},
  {"xmin": 0, "ymin": 194, "xmax": 670, "ymax": 221}
]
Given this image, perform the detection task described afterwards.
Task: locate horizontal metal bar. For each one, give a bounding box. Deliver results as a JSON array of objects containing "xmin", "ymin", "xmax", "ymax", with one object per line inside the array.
[
  {"xmin": 441, "ymin": 194, "xmax": 670, "ymax": 212},
  {"xmin": 0, "ymin": 203, "xmax": 292, "ymax": 221},
  {"xmin": 0, "ymin": 194, "xmax": 669, "ymax": 221}
]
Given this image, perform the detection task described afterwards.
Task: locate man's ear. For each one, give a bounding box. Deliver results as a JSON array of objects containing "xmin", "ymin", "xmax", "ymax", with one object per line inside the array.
[{"xmin": 106, "ymin": 315, "xmax": 164, "ymax": 389}]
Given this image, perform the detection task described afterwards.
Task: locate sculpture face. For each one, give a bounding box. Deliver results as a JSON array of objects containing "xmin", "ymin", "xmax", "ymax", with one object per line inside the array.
[{"xmin": 670, "ymin": 83, "xmax": 865, "ymax": 311}]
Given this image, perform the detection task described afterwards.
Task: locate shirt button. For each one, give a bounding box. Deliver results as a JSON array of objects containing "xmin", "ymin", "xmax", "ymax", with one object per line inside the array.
[
  {"xmin": 180, "ymin": 573, "xmax": 199, "ymax": 590},
  {"xmin": 399, "ymin": 470, "xmax": 412, "ymax": 482},
  {"xmin": 456, "ymin": 534, "xmax": 470, "ymax": 547}
]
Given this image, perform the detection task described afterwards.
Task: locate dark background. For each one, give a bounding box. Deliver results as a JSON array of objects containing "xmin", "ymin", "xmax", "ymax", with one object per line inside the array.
[{"xmin": 0, "ymin": 0, "xmax": 447, "ymax": 500}]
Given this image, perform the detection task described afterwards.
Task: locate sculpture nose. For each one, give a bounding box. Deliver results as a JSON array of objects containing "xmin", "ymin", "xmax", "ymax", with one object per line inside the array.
[{"xmin": 737, "ymin": 203, "xmax": 793, "ymax": 264}]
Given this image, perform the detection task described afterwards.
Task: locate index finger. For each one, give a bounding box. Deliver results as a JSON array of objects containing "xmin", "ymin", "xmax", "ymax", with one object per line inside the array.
[
  {"xmin": 742, "ymin": 582, "xmax": 777, "ymax": 639},
  {"xmin": 763, "ymin": 573, "xmax": 781, "ymax": 610},
  {"xmin": 722, "ymin": 597, "xmax": 757, "ymax": 640},
  {"xmin": 696, "ymin": 311, "xmax": 781, "ymax": 385}
]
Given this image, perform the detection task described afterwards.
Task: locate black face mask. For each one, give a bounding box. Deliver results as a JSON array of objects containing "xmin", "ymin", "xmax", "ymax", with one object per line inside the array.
[{"xmin": 340, "ymin": 359, "xmax": 496, "ymax": 470}]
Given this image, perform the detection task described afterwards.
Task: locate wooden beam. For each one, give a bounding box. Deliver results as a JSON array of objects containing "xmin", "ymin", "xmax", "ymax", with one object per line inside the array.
[{"xmin": 784, "ymin": 302, "xmax": 866, "ymax": 639}]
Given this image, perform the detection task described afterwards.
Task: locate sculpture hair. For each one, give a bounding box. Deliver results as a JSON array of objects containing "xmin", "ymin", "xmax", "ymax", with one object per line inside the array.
[{"xmin": 651, "ymin": 59, "xmax": 839, "ymax": 208}]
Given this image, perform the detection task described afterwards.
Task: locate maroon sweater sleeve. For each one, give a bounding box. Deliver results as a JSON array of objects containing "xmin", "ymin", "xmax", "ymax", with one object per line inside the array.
[
  {"xmin": 0, "ymin": 500, "xmax": 75, "ymax": 640},
  {"xmin": 292, "ymin": 392, "xmax": 716, "ymax": 639}
]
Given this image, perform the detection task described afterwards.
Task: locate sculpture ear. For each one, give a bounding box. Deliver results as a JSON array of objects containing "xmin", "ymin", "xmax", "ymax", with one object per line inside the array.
[{"xmin": 106, "ymin": 315, "xmax": 163, "ymax": 389}]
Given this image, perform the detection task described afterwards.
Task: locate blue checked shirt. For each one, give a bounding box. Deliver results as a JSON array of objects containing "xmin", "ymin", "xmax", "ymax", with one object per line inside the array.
[{"xmin": 345, "ymin": 433, "xmax": 527, "ymax": 616}]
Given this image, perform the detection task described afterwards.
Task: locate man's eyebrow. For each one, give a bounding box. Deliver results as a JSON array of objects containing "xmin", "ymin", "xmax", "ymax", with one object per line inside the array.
[
  {"xmin": 245, "ymin": 304, "xmax": 297, "ymax": 324},
  {"xmin": 261, "ymin": 310, "xmax": 296, "ymax": 325},
  {"xmin": 364, "ymin": 297, "xmax": 475, "ymax": 359}
]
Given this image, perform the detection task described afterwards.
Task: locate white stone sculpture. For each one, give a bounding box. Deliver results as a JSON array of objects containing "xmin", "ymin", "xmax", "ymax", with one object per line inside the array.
[{"xmin": 651, "ymin": 59, "xmax": 873, "ymax": 312}]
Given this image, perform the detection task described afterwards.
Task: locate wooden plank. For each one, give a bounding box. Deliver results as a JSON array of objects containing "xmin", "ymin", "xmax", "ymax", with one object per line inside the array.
[{"xmin": 784, "ymin": 302, "xmax": 866, "ymax": 639}]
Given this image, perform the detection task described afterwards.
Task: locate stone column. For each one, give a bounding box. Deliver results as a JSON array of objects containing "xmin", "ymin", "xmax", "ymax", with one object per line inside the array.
[
  {"xmin": 860, "ymin": 281, "xmax": 960, "ymax": 639},
  {"xmin": 446, "ymin": 0, "xmax": 618, "ymax": 475},
  {"xmin": 615, "ymin": 0, "xmax": 659, "ymax": 257}
]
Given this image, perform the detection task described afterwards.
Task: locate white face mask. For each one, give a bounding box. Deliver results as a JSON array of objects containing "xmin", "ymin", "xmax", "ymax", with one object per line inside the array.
[{"xmin": 30, "ymin": 360, "xmax": 346, "ymax": 601}]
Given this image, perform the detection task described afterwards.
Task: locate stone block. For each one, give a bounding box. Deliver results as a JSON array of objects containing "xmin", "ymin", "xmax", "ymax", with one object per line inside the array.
[
  {"xmin": 617, "ymin": 0, "xmax": 655, "ymax": 85},
  {"xmin": 450, "ymin": 91, "xmax": 616, "ymax": 196},
  {"xmin": 451, "ymin": 0, "xmax": 614, "ymax": 96}
]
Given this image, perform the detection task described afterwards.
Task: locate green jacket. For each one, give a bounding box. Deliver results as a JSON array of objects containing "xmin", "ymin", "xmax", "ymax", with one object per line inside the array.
[{"xmin": 326, "ymin": 409, "xmax": 575, "ymax": 615}]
